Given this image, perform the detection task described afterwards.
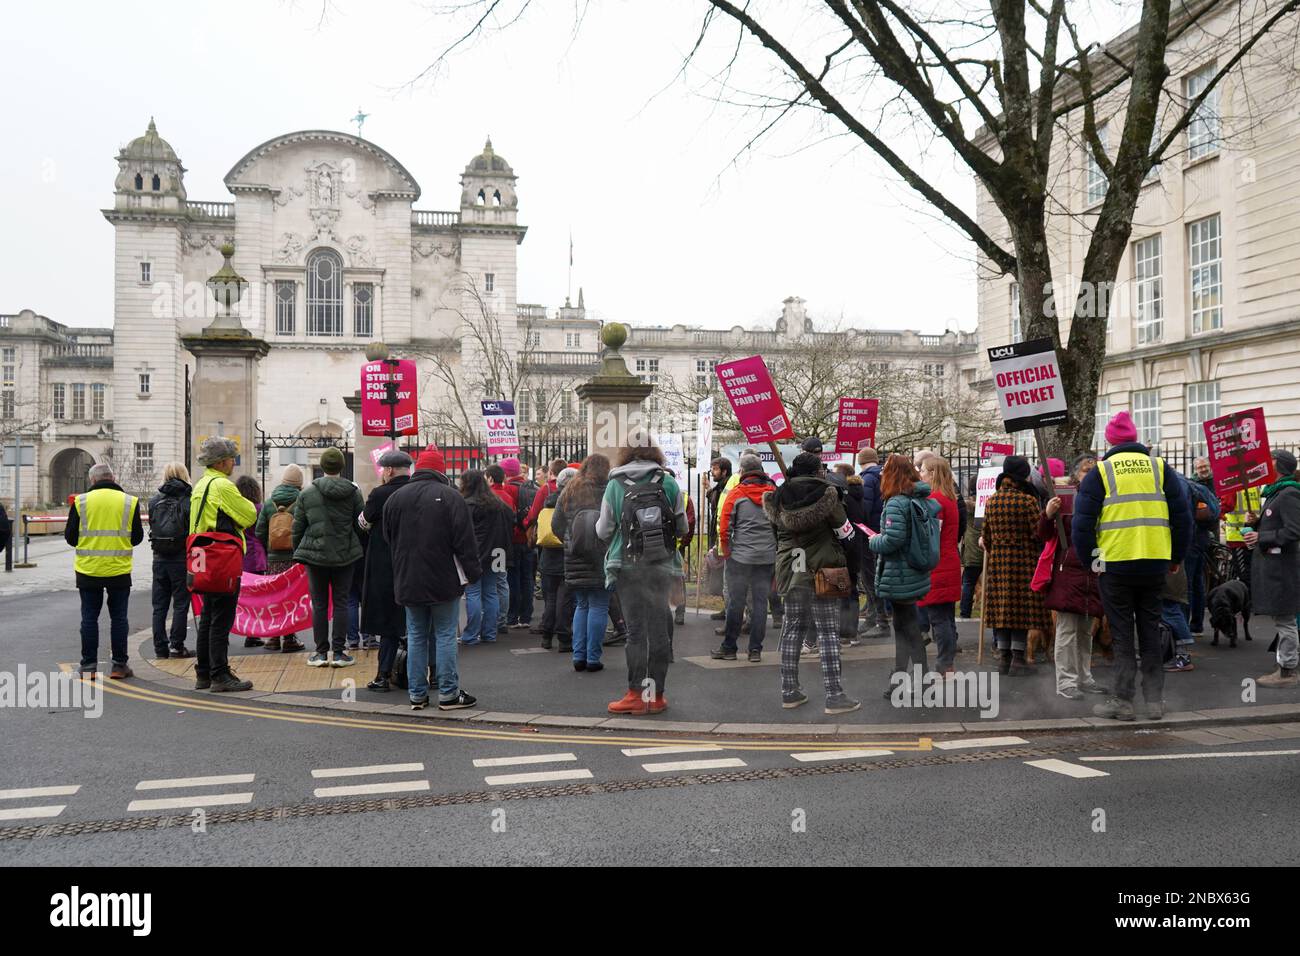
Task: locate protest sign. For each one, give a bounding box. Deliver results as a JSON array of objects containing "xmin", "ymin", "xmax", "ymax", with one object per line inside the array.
[
  {"xmin": 361, "ymin": 360, "xmax": 419, "ymax": 437},
  {"xmin": 480, "ymin": 400, "xmax": 520, "ymax": 456},
  {"xmin": 696, "ymin": 397, "xmax": 714, "ymax": 468},
  {"xmin": 835, "ymin": 398, "xmax": 879, "ymax": 453},
  {"xmin": 979, "ymin": 441, "xmax": 1014, "ymax": 465},
  {"xmin": 973, "ymin": 466, "xmax": 1002, "ymax": 520},
  {"xmin": 715, "ymin": 356, "xmax": 794, "ymax": 444},
  {"xmin": 370, "ymin": 441, "xmax": 396, "ymax": 480},
  {"xmin": 654, "ymin": 432, "xmax": 688, "ymax": 486},
  {"xmin": 987, "ymin": 338, "xmax": 1067, "ymax": 433},
  {"xmin": 192, "ymin": 564, "xmax": 323, "ymax": 638},
  {"xmin": 1204, "ymin": 407, "xmax": 1274, "ymax": 497}
]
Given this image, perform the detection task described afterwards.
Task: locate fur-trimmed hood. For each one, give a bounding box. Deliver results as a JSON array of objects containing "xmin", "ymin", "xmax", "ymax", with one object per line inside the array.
[{"xmin": 763, "ymin": 477, "xmax": 839, "ymax": 532}]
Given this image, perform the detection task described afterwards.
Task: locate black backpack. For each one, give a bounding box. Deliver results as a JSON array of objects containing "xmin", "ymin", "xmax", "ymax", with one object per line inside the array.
[
  {"xmin": 149, "ymin": 493, "xmax": 187, "ymax": 557},
  {"xmin": 515, "ymin": 478, "xmax": 539, "ymax": 531},
  {"xmin": 565, "ymin": 508, "xmax": 605, "ymax": 565},
  {"xmin": 618, "ymin": 469, "xmax": 677, "ymax": 565}
]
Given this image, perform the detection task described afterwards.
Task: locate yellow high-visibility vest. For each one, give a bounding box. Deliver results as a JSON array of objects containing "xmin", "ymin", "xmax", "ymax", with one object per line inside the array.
[
  {"xmin": 74, "ymin": 487, "xmax": 137, "ymax": 577},
  {"xmin": 1224, "ymin": 486, "xmax": 1262, "ymax": 544},
  {"xmin": 1096, "ymin": 452, "xmax": 1171, "ymax": 563}
]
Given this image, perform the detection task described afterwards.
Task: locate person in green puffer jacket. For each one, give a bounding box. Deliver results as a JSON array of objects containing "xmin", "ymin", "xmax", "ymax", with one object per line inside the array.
[
  {"xmin": 763, "ymin": 451, "xmax": 860, "ymax": 716},
  {"xmin": 292, "ymin": 448, "xmax": 364, "ymax": 668},
  {"xmin": 868, "ymin": 454, "xmax": 935, "ymax": 694},
  {"xmin": 252, "ymin": 463, "xmax": 307, "ymax": 652}
]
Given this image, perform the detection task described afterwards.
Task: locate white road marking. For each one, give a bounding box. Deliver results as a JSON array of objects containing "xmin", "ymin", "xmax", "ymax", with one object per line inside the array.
[
  {"xmin": 1024, "ymin": 759, "xmax": 1110, "ymax": 779},
  {"xmin": 932, "ymin": 736, "xmax": 1028, "ymax": 750},
  {"xmin": 790, "ymin": 749, "xmax": 893, "ymax": 762},
  {"xmin": 620, "ymin": 745, "xmax": 723, "ymax": 757},
  {"xmin": 313, "ymin": 780, "xmax": 431, "ymax": 798},
  {"xmin": 311, "ymin": 762, "xmax": 425, "ymax": 779},
  {"xmin": 483, "ymin": 768, "xmax": 594, "ymax": 786},
  {"xmin": 135, "ymin": 773, "xmax": 255, "ymax": 791},
  {"xmin": 0, "ymin": 805, "xmax": 66, "ymax": 821},
  {"xmin": 510, "ymin": 648, "xmax": 550, "ymax": 655},
  {"xmin": 0, "ymin": 785, "xmax": 81, "ymax": 800},
  {"xmin": 641, "ymin": 758, "xmax": 747, "ymax": 773},
  {"xmin": 127, "ymin": 793, "xmax": 255, "ymax": 812},
  {"xmin": 472, "ymin": 753, "xmax": 578, "ymax": 768},
  {"xmin": 1080, "ymin": 749, "xmax": 1300, "ymax": 762}
]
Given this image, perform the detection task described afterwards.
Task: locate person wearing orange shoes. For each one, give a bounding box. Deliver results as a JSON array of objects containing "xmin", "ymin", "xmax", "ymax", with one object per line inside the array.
[{"xmin": 598, "ymin": 434, "xmax": 689, "ymax": 715}]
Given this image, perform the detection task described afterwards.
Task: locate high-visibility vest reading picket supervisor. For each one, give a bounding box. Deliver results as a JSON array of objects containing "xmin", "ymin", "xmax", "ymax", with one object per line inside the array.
[
  {"xmin": 1095, "ymin": 453, "xmax": 1172, "ymax": 563},
  {"xmin": 74, "ymin": 487, "xmax": 138, "ymax": 578}
]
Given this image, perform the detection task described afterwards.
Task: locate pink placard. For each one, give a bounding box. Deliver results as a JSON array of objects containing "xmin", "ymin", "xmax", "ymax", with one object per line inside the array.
[
  {"xmin": 1204, "ymin": 407, "xmax": 1274, "ymax": 497},
  {"xmin": 370, "ymin": 441, "xmax": 397, "ymax": 479},
  {"xmin": 835, "ymin": 398, "xmax": 879, "ymax": 453},
  {"xmin": 715, "ymin": 355, "xmax": 794, "ymax": 443},
  {"xmin": 979, "ymin": 441, "xmax": 1014, "ymax": 462},
  {"xmin": 361, "ymin": 359, "xmax": 420, "ymax": 437}
]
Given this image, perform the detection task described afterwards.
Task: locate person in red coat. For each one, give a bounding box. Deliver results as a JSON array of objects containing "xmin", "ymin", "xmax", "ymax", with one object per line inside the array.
[
  {"xmin": 919, "ymin": 456, "xmax": 963, "ymax": 672},
  {"xmin": 1039, "ymin": 453, "xmax": 1108, "ymax": 699}
]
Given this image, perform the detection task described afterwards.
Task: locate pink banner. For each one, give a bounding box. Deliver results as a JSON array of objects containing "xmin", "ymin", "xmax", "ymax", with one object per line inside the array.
[
  {"xmin": 715, "ymin": 355, "xmax": 794, "ymax": 443},
  {"xmin": 191, "ymin": 563, "xmax": 328, "ymax": 638},
  {"xmin": 979, "ymin": 441, "xmax": 1014, "ymax": 463}
]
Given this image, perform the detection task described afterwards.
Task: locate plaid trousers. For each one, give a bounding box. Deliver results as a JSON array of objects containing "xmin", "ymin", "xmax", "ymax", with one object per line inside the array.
[{"xmin": 780, "ymin": 586, "xmax": 845, "ymax": 697}]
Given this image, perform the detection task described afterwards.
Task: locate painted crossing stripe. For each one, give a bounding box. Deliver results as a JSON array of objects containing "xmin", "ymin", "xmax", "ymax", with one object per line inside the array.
[
  {"xmin": 0, "ymin": 785, "xmax": 81, "ymax": 800},
  {"xmin": 127, "ymin": 793, "xmax": 255, "ymax": 812},
  {"xmin": 932, "ymin": 736, "xmax": 1028, "ymax": 751},
  {"xmin": 620, "ymin": 745, "xmax": 723, "ymax": 757},
  {"xmin": 1024, "ymin": 759, "xmax": 1109, "ymax": 779},
  {"xmin": 472, "ymin": 753, "xmax": 578, "ymax": 768},
  {"xmin": 483, "ymin": 768, "xmax": 594, "ymax": 786},
  {"xmin": 0, "ymin": 805, "xmax": 67, "ymax": 822},
  {"xmin": 642, "ymin": 758, "xmax": 747, "ymax": 773},
  {"xmin": 311, "ymin": 762, "xmax": 425, "ymax": 779},
  {"xmin": 790, "ymin": 749, "xmax": 893, "ymax": 763},
  {"xmin": 1080, "ymin": 749, "xmax": 1300, "ymax": 762},
  {"xmin": 135, "ymin": 773, "xmax": 256, "ymax": 791},
  {"xmin": 313, "ymin": 780, "xmax": 431, "ymax": 799}
]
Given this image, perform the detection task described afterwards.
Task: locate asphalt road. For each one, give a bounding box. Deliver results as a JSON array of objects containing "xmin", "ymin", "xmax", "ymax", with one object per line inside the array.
[{"xmin": 3, "ymin": 586, "xmax": 1299, "ymax": 866}]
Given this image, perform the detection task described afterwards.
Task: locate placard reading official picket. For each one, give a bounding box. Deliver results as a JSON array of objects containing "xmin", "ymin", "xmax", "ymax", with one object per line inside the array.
[
  {"xmin": 481, "ymin": 400, "xmax": 520, "ymax": 455},
  {"xmin": 715, "ymin": 355, "xmax": 794, "ymax": 443},
  {"xmin": 987, "ymin": 338, "xmax": 1068, "ymax": 432}
]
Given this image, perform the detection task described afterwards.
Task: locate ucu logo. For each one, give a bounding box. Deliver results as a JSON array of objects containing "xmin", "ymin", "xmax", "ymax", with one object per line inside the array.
[{"xmin": 988, "ymin": 346, "xmax": 1016, "ymax": 359}]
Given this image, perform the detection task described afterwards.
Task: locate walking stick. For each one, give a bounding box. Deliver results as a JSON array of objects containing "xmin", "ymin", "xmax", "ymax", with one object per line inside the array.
[{"xmin": 977, "ymin": 548, "xmax": 987, "ymax": 666}]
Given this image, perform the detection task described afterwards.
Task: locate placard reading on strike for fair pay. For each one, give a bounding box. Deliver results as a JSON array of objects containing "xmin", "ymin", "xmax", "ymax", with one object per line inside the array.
[{"xmin": 986, "ymin": 337, "xmax": 1068, "ymax": 433}]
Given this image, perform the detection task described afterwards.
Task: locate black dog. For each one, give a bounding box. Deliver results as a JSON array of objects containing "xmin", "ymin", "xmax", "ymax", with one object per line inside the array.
[{"xmin": 1207, "ymin": 580, "xmax": 1253, "ymax": 647}]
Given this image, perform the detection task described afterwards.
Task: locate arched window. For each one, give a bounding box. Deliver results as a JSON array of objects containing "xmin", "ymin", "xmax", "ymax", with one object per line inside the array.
[
  {"xmin": 476, "ymin": 188, "xmax": 486, "ymax": 206},
  {"xmin": 492, "ymin": 189, "xmax": 502, "ymax": 206},
  {"xmin": 305, "ymin": 249, "xmax": 343, "ymax": 336},
  {"xmin": 134, "ymin": 173, "xmax": 144, "ymax": 190},
  {"xmin": 151, "ymin": 174, "xmax": 161, "ymax": 191}
]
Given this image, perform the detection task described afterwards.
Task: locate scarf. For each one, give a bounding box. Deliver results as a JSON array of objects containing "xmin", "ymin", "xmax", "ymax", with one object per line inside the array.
[{"xmin": 1262, "ymin": 475, "xmax": 1300, "ymax": 499}]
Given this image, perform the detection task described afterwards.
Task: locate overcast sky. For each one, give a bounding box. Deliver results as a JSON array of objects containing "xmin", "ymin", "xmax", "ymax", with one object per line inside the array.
[{"xmin": 0, "ymin": 1, "xmax": 1136, "ymax": 334}]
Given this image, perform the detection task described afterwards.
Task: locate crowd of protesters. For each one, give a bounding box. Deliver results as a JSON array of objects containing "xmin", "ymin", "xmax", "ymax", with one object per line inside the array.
[{"xmin": 66, "ymin": 408, "xmax": 1300, "ymax": 717}]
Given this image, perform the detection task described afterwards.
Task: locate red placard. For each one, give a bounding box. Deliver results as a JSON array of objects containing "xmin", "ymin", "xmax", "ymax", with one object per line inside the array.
[
  {"xmin": 361, "ymin": 360, "xmax": 419, "ymax": 437},
  {"xmin": 979, "ymin": 441, "xmax": 1014, "ymax": 463},
  {"xmin": 835, "ymin": 398, "xmax": 879, "ymax": 453},
  {"xmin": 1203, "ymin": 407, "xmax": 1274, "ymax": 497},
  {"xmin": 715, "ymin": 356, "xmax": 794, "ymax": 443}
]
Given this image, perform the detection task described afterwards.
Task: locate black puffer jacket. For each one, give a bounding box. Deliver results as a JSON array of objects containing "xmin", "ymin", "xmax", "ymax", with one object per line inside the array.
[
  {"xmin": 468, "ymin": 496, "xmax": 514, "ymax": 573},
  {"xmin": 383, "ymin": 470, "xmax": 481, "ymax": 606},
  {"xmin": 360, "ymin": 474, "xmax": 409, "ymax": 638},
  {"xmin": 147, "ymin": 477, "xmax": 192, "ymax": 560},
  {"xmin": 552, "ymin": 479, "xmax": 608, "ymax": 590}
]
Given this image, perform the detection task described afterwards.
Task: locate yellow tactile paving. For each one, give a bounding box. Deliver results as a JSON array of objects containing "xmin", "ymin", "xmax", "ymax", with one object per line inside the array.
[{"xmin": 152, "ymin": 648, "xmax": 380, "ymax": 693}]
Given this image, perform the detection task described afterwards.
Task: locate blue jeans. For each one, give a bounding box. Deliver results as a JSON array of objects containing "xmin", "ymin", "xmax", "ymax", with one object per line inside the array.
[
  {"xmin": 464, "ymin": 570, "xmax": 504, "ymax": 643},
  {"xmin": 507, "ymin": 545, "xmax": 536, "ymax": 624},
  {"xmin": 80, "ymin": 584, "xmax": 131, "ymax": 669},
  {"xmin": 572, "ymin": 586, "xmax": 612, "ymax": 665},
  {"xmin": 405, "ymin": 600, "xmax": 461, "ymax": 703},
  {"xmin": 927, "ymin": 602, "xmax": 958, "ymax": 670},
  {"xmin": 1162, "ymin": 599, "xmax": 1194, "ymax": 647},
  {"xmin": 496, "ymin": 571, "xmax": 510, "ymax": 630},
  {"xmin": 1185, "ymin": 549, "xmax": 1206, "ymax": 632}
]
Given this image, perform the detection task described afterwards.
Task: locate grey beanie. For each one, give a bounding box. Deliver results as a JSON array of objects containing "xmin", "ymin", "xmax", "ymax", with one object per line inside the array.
[
  {"xmin": 556, "ymin": 467, "xmax": 579, "ymax": 489},
  {"xmin": 739, "ymin": 453, "xmax": 764, "ymax": 475},
  {"xmin": 197, "ymin": 436, "xmax": 239, "ymax": 466}
]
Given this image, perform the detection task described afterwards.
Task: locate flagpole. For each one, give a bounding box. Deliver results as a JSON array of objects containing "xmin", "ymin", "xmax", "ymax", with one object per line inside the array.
[{"xmin": 567, "ymin": 230, "xmax": 573, "ymax": 303}]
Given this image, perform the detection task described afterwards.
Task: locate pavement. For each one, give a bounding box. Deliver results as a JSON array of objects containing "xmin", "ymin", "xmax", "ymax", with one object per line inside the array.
[
  {"xmin": 4, "ymin": 581, "xmax": 1300, "ymax": 867},
  {"xmin": 125, "ymin": 602, "xmax": 1300, "ymax": 735}
]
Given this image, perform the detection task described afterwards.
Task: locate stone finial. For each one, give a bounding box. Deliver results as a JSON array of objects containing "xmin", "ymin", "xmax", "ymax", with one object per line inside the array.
[{"xmin": 601, "ymin": 322, "xmax": 628, "ymax": 351}]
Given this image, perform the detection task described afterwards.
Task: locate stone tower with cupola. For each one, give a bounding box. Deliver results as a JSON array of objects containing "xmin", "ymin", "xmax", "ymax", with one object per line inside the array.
[{"xmin": 105, "ymin": 119, "xmax": 195, "ymax": 480}]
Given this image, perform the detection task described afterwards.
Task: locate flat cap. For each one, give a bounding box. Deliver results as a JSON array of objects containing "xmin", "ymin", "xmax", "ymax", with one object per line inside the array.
[{"xmin": 378, "ymin": 449, "xmax": 413, "ymax": 468}]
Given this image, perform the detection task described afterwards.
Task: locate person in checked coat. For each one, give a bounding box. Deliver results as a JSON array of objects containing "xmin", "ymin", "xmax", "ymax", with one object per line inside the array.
[{"xmin": 980, "ymin": 454, "xmax": 1050, "ymax": 676}]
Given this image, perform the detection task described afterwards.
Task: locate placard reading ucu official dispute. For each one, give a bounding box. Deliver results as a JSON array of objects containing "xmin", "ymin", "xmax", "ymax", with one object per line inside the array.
[{"xmin": 987, "ymin": 337, "xmax": 1068, "ymax": 433}]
